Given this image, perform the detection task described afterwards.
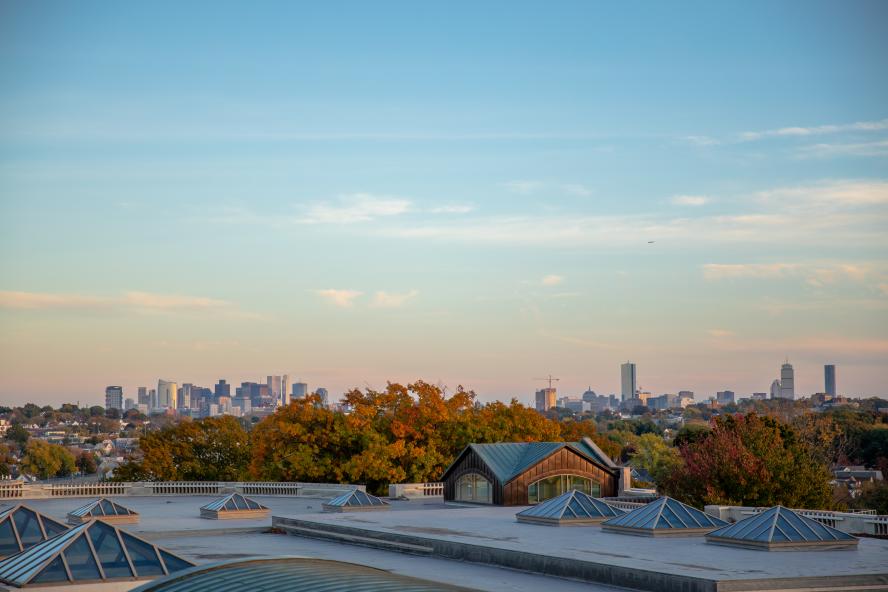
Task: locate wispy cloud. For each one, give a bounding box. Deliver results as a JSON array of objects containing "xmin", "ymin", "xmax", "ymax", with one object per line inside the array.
[
  {"xmin": 372, "ymin": 290, "xmax": 419, "ymax": 308},
  {"xmin": 541, "ymin": 275, "xmax": 564, "ymax": 286},
  {"xmin": 683, "ymin": 135, "xmax": 720, "ymax": 146},
  {"xmin": 756, "ymin": 180, "xmax": 888, "ymax": 207},
  {"xmin": 429, "ymin": 204, "xmax": 475, "ymax": 214},
  {"xmin": 672, "ymin": 195, "xmax": 710, "ymax": 206},
  {"xmin": 707, "ymin": 329, "xmax": 735, "ymax": 338},
  {"xmin": 301, "ymin": 193, "xmax": 411, "ymax": 224},
  {"xmin": 702, "ymin": 261, "xmax": 878, "ymax": 288},
  {"xmin": 797, "ymin": 140, "xmax": 888, "ymax": 159},
  {"xmin": 502, "ymin": 180, "xmax": 542, "ymax": 195},
  {"xmin": 0, "ymin": 290, "xmax": 258, "ymax": 318},
  {"xmin": 702, "ymin": 263, "xmax": 800, "ymax": 280},
  {"xmin": 739, "ymin": 118, "xmax": 888, "ymax": 141},
  {"xmin": 316, "ymin": 289, "xmax": 363, "ymax": 308},
  {"xmin": 562, "ymin": 184, "xmax": 593, "ymax": 197}
]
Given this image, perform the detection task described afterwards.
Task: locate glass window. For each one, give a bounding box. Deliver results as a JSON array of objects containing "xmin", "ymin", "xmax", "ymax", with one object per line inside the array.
[
  {"xmin": 159, "ymin": 550, "xmax": 192, "ymax": 573},
  {"xmin": 455, "ymin": 473, "xmax": 492, "ymax": 503},
  {"xmin": 99, "ymin": 500, "xmax": 117, "ymax": 515},
  {"xmin": 43, "ymin": 518, "xmax": 68, "ymax": 538},
  {"xmin": 224, "ymin": 499, "xmax": 237, "ymax": 511},
  {"xmin": 0, "ymin": 519, "xmax": 21, "ymax": 556},
  {"xmin": 13, "ymin": 508, "xmax": 43, "ymax": 548},
  {"xmin": 89, "ymin": 522, "xmax": 132, "ymax": 579},
  {"xmin": 122, "ymin": 532, "xmax": 164, "ymax": 576},
  {"xmin": 31, "ymin": 556, "xmax": 69, "ymax": 584},
  {"xmin": 63, "ymin": 535, "xmax": 102, "ymax": 580},
  {"xmin": 527, "ymin": 475, "xmax": 600, "ymax": 504}
]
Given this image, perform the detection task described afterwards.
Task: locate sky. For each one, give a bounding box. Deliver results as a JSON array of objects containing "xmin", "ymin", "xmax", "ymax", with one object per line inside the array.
[{"xmin": 1, "ymin": 1, "xmax": 887, "ymax": 407}]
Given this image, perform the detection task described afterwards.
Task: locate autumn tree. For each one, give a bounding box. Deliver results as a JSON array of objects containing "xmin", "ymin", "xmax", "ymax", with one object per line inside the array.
[
  {"xmin": 660, "ymin": 413, "xmax": 834, "ymax": 509},
  {"xmin": 76, "ymin": 450, "xmax": 98, "ymax": 475},
  {"xmin": 629, "ymin": 433, "xmax": 683, "ymax": 484},
  {"xmin": 21, "ymin": 440, "xmax": 76, "ymax": 480},
  {"xmin": 115, "ymin": 416, "xmax": 250, "ymax": 481}
]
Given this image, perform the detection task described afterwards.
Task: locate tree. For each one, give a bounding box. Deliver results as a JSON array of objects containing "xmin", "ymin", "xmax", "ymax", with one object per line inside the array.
[
  {"xmin": 5, "ymin": 423, "xmax": 30, "ymax": 449},
  {"xmin": 21, "ymin": 440, "xmax": 75, "ymax": 480},
  {"xmin": 629, "ymin": 433, "xmax": 682, "ymax": 484},
  {"xmin": 76, "ymin": 450, "xmax": 98, "ymax": 475},
  {"xmin": 116, "ymin": 416, "xmax": 251, "ymax": 481},
  {"xmin": 660, "ymin": 413, "xmax": 834, "ymax": 509},
  {"xmin": 0, "ymin": 443, "xmax": 14, "ymax": 477}
]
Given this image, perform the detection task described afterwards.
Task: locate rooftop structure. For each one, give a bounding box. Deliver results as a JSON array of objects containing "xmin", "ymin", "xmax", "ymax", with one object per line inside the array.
[
  {"xmin": 200, "ymin": 493, "xmax": 269, "ymax": 520},
  {"xmin": 67, "ymin": 498, "xmax": 139, "ymax": 525},
  {"xmin": 515, "ymin": 490, "xmax": 625, "ymax": 526},
  {"xmin": 0, "ymin": 519, "xmax": 193, "ymax": 588},
  {"xmin": 0, "ymin": 506, "xmax": 68, "ymax": 558},
  {"xmin": 131, "ymin": 556, "xmax": 477, "ymax": 592},
  {"xmin": 441, "ymin": 439, "xmax": 620, "ymax": 505},
  {"xmin": 706, "ymin": 506, "xmax": 858, "ymax": 551},
  {"xmin": 323, "ymin": 490, "xmax": 390, "ymax": 513},
  {"xmin": 600, "ymin": 496, "xmax": 727, "ymax": 536}
]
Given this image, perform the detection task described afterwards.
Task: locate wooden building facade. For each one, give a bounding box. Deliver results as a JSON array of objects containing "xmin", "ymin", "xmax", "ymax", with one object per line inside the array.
[{"xmin": 441, "ymin": 439, "xmax": 620, "ymax": 506}]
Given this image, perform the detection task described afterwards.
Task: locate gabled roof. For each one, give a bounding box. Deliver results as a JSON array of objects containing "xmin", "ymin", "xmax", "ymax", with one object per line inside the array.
[
  {"xmin": 0, "ymin": 519, "xmax": 194, "ymax": 587},
  {"xmin": 601, "ymin": 496, "xmax": 727, "ymax": 532},
  {"xmin": 444, "ymin": 439, "xmax": 617, "ymax": 484},
  {"xmin": 68, "ymin": 498, "xmax": 138, "ymax": 519},
  {"xmin": 200, "ymin": 493, "xmax": 268, "ymax": 513},
  {"xmin": 324, "ymin": 489, "xmax": 389, "ymax": 508},
  {"xmin": 0, "ymin": 505, "xmax": 69, "ymax": 558},
  {"xmin": 516, "ymin": 490, "xmax": 625, "ymax": 522},
  {"xmin": 706, "ymin": 506, "xmax": 858, "ymax": 549}
]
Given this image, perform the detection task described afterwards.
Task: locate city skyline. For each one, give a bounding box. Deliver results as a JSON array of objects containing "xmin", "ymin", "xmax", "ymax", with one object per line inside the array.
[{"xmin": 2, "ymin": 2, "xmax": 887, "ymax": 405}]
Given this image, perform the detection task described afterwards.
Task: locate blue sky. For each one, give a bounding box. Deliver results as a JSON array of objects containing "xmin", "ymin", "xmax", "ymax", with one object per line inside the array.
[{"xmin": 1, "ymin": 1, "xmax": 887, "ymax": 406}]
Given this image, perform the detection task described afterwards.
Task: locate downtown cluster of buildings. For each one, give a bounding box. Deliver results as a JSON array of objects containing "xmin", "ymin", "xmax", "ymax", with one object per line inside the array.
[
  {"xmin": 535, "ymin": 360, "xmax": 847, "ymax": 414},
  {"xmin": 104, "ymin": 375, "xmax": 329, "ymax": 418}
]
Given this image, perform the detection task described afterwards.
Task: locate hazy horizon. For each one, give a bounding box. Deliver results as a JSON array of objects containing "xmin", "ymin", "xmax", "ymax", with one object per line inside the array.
[{"xmin": 2, "ymin": 1, "xmax": 887, "ymax": 407}]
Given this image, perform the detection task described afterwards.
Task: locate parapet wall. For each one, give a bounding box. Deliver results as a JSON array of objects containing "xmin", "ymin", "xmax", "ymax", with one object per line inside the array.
[{"xmin": 0, "ymin": 480, "xmax": 363, "ymax": 500}]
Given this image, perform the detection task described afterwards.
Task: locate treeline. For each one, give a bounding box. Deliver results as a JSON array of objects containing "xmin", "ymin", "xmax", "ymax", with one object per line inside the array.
[{"xmin": 112, "ymin": 381, "xmax": 888, "ymax": 510}]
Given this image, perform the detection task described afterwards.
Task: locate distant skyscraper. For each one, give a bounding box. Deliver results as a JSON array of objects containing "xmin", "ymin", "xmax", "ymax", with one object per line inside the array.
[
  {"xmin": 215, "ymin": 379, "xmax": 230, "ymax": 398},
  {"xmin": 535, "ymin": 388, "xmax": 557, "ymax": 412},
  {"xmin": 716, "ymin": 390, "xmax": 735, "ymax": 405},
  {"xmin": 149, "ymin": 388, "xmax": 157, "ymax": 409},
  {"xmin": 770, "ymin": 379, "xmax": 781, "ymax": 399},
  {"xmin": 292, "ymin": 382, "xmax": 308, "ymax": 398},
  {"xmin": 180, "ymin": 384, "xmax": 193, "ymax": 409},
  {"xmin": 157, "ymin": 379, "xmax": 178, "ymax": 409},
  {"xmin": 137, "ymin": 387, "xmax": 149, "ymax": 406},
  {"xmin": 315, "ymin": 387, "xmax": 329, "ymax": 406},
  {"xmin": 620, "ymin": 362, "xmax": 637, "ymax": 402},
  {"xmin": 105, "ymin": 386, "xmax": 123, "ymax": 410},
  {"xmin": 281, "ymin": 374, "xmax": 290, "ymax": 406},
  {"xmin": 824, "ymin": 365, "xmax": 836, "ymax": 397},
  {"xmin": 267, "ymin": 375, "xmax": 282, "ymax": 404},
  {"xmin": 124, "ymin": 398, "xmax": 135, "ymax": 410},
  {"xmin": 780, "ymin": 361, "xmax": 795, "ymax": 400}
]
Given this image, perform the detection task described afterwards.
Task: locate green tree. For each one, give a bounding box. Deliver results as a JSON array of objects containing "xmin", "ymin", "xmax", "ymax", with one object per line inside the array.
[
  {"xmin": 660, "ymin": 413, "xmax": 834, "ymax": 509},
  {"xmin": 21, "ymin": 440, "xmax": 76, "ymax": 480},
  {"xmin": 629, "ymin": 433, "xmax": 683, "ymax": 485},
  {"xmin": 5, "ymin": 423, "xmax": 30, "ymax": 449}
]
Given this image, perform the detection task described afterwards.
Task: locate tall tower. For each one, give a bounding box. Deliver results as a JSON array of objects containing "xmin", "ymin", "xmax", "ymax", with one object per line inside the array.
[
  {"xmin": 105, "ymin": 386, "xmax": 123, "ymax": 411},
  {"xmin": 770, "ymin": 379, "xmax": 781, "ymax": 399},
  {"xmin": 621, "ymin": 362, "xmax": 637, "ymax": 402},
  {"xmin": 780, "ymin": 361, "xmax": 795, "ymax": 400},
  {"xmin": 157, "ymin": 379, "xmax": 178, "ymax": 409},
  {"xmin": 281, "ymin": 374, "xmax": 290, "ymax": 406},
  {"xmin": 824, "ymin": 364, "xmax": 836, "ymax": 397}
]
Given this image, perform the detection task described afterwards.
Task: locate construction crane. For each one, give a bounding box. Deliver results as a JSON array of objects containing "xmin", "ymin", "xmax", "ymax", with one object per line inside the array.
[{"xmin": 534, "ymin": 375, "xmax": 560, "ymax": 389}]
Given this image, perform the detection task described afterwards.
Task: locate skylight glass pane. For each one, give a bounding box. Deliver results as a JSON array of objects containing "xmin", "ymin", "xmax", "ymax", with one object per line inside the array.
[
  {"xmin": 224, "ymin": 499, "xmax": 237, "ymax": 511},
  {"xmin": 0, "ymin": 519, "xmax": 20, "ymax": 556},
  {"xmin": 122, "ymin": 533, "xmax": 164, "ymax": 576},
  {"xmin": 63, "ymin": 535, "xmax": 102, "ymax": 581},
  {"xmin": 43, "ymin": 519, "xmax": 68, "ymax": 537},
  {"xmin": 13, "ymin": 508, "xmax": 43, "ymax": 547},
  {"xmin": 89, "ymin": 522, "xmax": 132, "ymax": 579},
  {"xmin": 30, "ymin": 556, "xmax": 69, "ymax": 584},
  {"xmin": 100, "ymin": 500, "xmax": 116, "ymax": 515},
  {"xmin": 159, "ymin": 550, "xmax": 192, "ymax": 573}
]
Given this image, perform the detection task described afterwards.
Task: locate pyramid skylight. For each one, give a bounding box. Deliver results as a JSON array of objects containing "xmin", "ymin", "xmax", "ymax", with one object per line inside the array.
[
  {"xmin": 0, "ymin": 505, "xmax": 69, "ymax": 558},
  {"xmin": 601, "ymin": 496, "xmax": 727, "ymax": 536},
  {"xmin": 516, "ymin": 490, "xmax": 625, "ymax": 525},
  {"xmin": 706, "ymin": 506, "xmax": 858, "ymax": 550},
  {"xmin": 200, "ymin": 493, "xmax": 269, "ymax": 520},
  {"xmin": 322, "ymin": 489, "xmax": 389, "ymax": 513},
  {"xmin": 67, "ymin": 498, "xmax": 139, "ymax": 525}
]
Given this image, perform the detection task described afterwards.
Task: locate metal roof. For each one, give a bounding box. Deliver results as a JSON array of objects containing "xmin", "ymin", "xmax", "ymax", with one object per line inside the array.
[
  {"xmin": 706, "ymin": 506, "xmax": 858, "ymax": 548},
  {"xmin": 516, "ymin": 490, "xmax": 626, "ymax": 521},
  {"xmin": 68, "ymin": 498, "xmax": 138, "ymax": 518},
  {"xmin": 0, "ymin": 519, "xmax": 194, "ymax": 587},
  {"xmin": 130, "ymin": 557, "xmax": 478, "ymax": 592},
  {"xmin": 200, "ymin": 493, "xmax": 268, "ymax": 513},
  {"xmin": 324, "ymin": 489, "xmax": 389, "ymax": 508},
  {"xmin": 0, "ymin": 505, "xmax": 69, "ymax": 558},
  {"xmin": 448, "ymin": 441, "xmax": 616, "ymax": 484},
  {"xmin": 601, "ymin": 496, "xmax": 727, "ymax": 531}
]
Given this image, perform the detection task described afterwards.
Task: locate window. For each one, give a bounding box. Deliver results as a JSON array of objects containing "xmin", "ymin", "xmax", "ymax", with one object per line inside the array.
[
  {"xmin": 527, "ymin": 475, "xmax": 601, "ymax": 504},
  {"xmin": 455, "ymin": 473, "xmax": 492, "ymax": 504}
]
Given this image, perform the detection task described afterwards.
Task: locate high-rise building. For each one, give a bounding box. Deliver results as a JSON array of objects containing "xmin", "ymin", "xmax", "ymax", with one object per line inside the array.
[
  {"xmin": 281, "ymin": 374, "xmax": 290, "ymax": 406},
  {"xmin": 124, "ymin": 398, "xmax": 135, "ymax": 410},
  {"xmin": 770, "ymin": 379, "xmax": 781, "ymax": 399},
  {"xmin": 149, "ymin": 389, "xmax": 157, "ymax": 409},
  {"xmin": 535, "ymin": 388, "xmax": 557, "ymax": 412},
  {"xmin": 105, "ymin": 386, "xmax": 123, "ymax": 411},
  {"xmin": 315, "ymin": 387, "xmax": 329, "ymax": 406},
  {"xmin": 180, "ymin": 383, "xmax": 193, "ymax": 409},
  {"xmin": 620, "ymin": 362, "xmax": 637, "ymax": 402},
  {"xmin": 267, "ymin": 375, "xmax": 282, "ymax": 403},
  {"xmin": 215, "ymin": 379, "xmax": 230, "ymax": 398},
  {"xmin": 716, "ymin": 390, "xmax": 735, "ymax": 405},
  {"xmin": 824, "ymin": 365, "xmax": 836, "ymax": 397},
  {"xmin": 292, "ymin": 382, "xmax": 308, "ymax": 398},
  {"xmin": 137, "ymin": 387, "xmax": 149, "ymax": 406},
  {"xmin": 157, "ymin": 379, "xmax": 178, "ymax": 409},
  {"xmin": 780, "ymin": 361, "xmax": 795, "ymax": 400}
]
